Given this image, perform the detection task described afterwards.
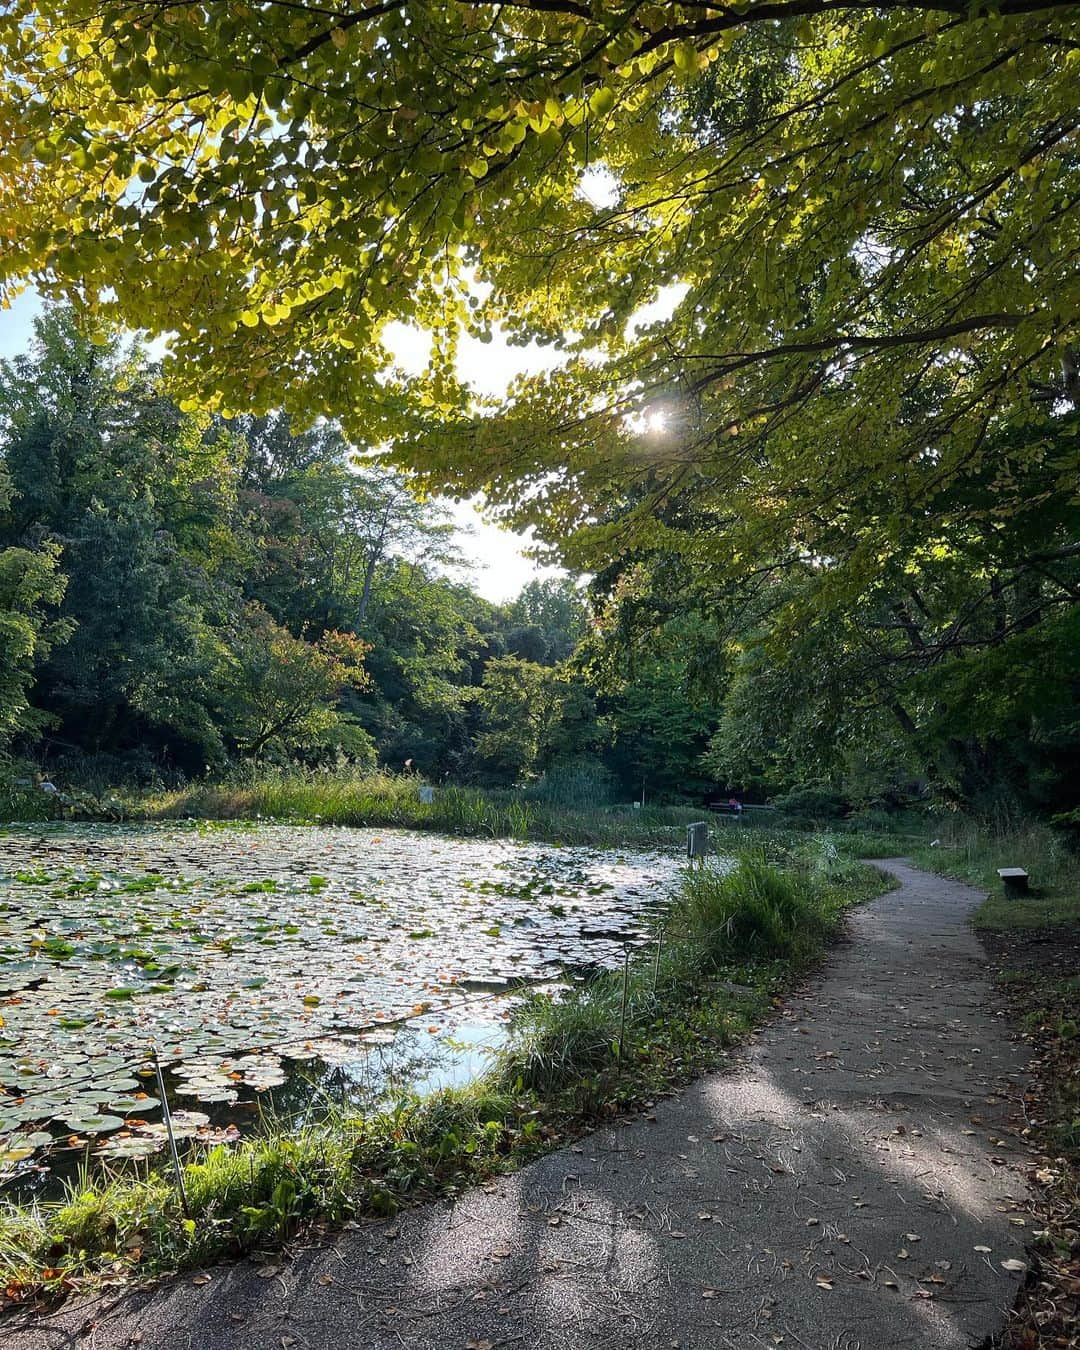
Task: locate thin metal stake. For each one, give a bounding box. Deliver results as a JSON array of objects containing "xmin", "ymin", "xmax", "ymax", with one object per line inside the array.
[
  {"xmin": 652, "ymin": 928, "xmax": 664, "ymax": 995},
  {"xmin": 617, "ymin": 947, "xmax": 631, "ymax": 1064},
  {"xmin": 151, "ymin": 1042, "xmax": 191, "ymax": 1221}
]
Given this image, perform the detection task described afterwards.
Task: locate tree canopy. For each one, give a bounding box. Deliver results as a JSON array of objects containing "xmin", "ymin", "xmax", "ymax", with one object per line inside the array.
[
  {"xmin": 0, "ymin": 4, "xmax": 1077, "ymax": 814},
  {"xmin": 2, "ymin": 4, "xmax": 1075, "ymax": 494}
]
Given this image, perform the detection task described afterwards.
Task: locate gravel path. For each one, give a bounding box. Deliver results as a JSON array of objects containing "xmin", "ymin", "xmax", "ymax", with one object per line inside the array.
[{"xmin": 10, "ymin": 860, "xmax": 1034, "ymax": 1350}]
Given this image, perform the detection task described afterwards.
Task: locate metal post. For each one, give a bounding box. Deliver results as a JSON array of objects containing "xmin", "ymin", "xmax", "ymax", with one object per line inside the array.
[
  {"xmin": 617, "ymin": 947, "xmax": 631, "ymax": 1063},
  {"xmin": 652, "ymin": 928, "xmax": 664, "ymax": 995},
  {"xmin": 151, "ymin": 1042, "xmax": 191, "ymax": 1221}
]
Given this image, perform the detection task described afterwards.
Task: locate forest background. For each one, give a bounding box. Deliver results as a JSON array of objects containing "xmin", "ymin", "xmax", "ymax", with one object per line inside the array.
[{"xmin": 0, "ymin": 306, "xmax": 1075, "ymax": 830}]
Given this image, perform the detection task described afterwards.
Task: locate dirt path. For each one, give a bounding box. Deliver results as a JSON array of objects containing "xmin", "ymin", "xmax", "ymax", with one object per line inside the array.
[{"xmin": 11, "ymin": 860, "xmax": 1034, "ymax": 1350}]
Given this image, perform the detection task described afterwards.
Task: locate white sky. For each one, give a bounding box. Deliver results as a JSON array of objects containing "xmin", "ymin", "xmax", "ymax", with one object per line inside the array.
[{"xmin": 383, "ymin": 317, "xmax": 567, "ymax": 601}]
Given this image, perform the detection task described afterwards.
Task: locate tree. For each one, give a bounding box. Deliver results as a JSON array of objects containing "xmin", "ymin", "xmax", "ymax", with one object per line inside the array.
[
  {"xmin": 5, "ymin": 2, "xmax": 1076, "ymax": 810},
  {"xmin": 473, "ymin": 657, "xmax": 564, "ymax": 785},
  {"xmin": 219, "ymin": 604, "xmax": 371, "ymax": 760},
  {"xmin": 234, "ymin": 414, "xmax": 461, "ymax": 632},
  {"xmin": 0, "ymin": 0, "xmax": 1074, "ymax": 541},
  {"xmin": 0, "ymin": 526, "xmax": 68, "ymax": 751},
  {"xmin": 582, "ymin": 574, "xmax": 727, "ymax": 799},
  {"xmin": 506, "ymin": 578, "xmax": 588, "ymax": 665},
  {"xmin": 0, "ymin": 309, "xmax": 242, "ymax": 768},
  {"xmin": 629, "ymin": 413, "xmax": 1080, "ymax": 810},
  {"xmin": 2, "ymin": 310, "xmax": 566, "ymax": 781},
  {"xmin": 356, "ymin": 561, "xmax": 495, "ymax": 775}
]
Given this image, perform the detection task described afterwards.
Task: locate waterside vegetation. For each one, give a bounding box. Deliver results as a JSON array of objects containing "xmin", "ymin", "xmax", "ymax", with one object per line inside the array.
[{"xmin": 0, "ymin": 845, "xmax": 886, "ymax": 1304}]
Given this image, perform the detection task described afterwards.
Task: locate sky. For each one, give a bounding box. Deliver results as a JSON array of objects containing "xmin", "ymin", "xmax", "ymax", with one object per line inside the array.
[{"xmin": 0, "ymin": 287, "xmax": 564, "ymax": 603}]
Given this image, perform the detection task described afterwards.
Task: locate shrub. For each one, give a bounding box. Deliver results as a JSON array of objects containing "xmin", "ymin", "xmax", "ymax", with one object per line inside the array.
[
  {"xmin": 671, "ymin": 855, "xmax": 828, "ymax": 963},
  {"xmin": 771, "ymin": 783, "xmax": 848, "ymax": 823}
]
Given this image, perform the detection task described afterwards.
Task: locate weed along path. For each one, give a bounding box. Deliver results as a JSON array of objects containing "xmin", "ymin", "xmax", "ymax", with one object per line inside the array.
[{"xmin": 9, "ymin": 859, "xmax": 1036, "ymax": 1350}]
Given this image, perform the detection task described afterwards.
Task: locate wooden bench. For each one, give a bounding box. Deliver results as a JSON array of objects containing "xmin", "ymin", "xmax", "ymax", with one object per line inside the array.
[{"xmin": 997, "ymin": 867, "xmax": 1029, "ymax": 894}]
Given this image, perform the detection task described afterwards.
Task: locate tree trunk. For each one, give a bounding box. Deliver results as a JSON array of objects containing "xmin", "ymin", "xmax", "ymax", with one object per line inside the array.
[{"xmin": 356, "ymin": 504, "xmax": 392, "ymax": 627}]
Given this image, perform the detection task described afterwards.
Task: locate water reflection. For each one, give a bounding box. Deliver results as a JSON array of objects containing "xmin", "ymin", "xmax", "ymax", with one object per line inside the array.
[{"xmin": 0, "ymin": 822, "xmax": 684, "ymax": 1191}]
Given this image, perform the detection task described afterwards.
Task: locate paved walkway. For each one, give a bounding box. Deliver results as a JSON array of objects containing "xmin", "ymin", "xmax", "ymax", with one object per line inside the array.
[{"xmin": 12, "ymin": 861, "xmax": 1034, "ymax": 1350}]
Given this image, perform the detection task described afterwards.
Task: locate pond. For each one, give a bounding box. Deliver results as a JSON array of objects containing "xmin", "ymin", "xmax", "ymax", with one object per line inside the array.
[{"xmin": 0, "ymin": 822, "xmax": 685, "ymax": 1188}]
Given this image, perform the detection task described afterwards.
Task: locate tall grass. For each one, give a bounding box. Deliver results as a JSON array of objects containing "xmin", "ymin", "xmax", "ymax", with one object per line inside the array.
[
  {"xmin": 673, "ymin": 854, "xmax": 827, "ymax": 963},
  {"xmin": 905, "ymin": 814, "xmax": 1080, "ymax": 930},
  {"xmin": 522, "ymin": 762, "xmax": 616, "ymax": 809},
  {"xmin": 130, "ymin": 767, "xmax": 700, "ymax": 847},
  {"xmin": 496, "ymin": 846, "xmax": 883, "ymax": 1098}
]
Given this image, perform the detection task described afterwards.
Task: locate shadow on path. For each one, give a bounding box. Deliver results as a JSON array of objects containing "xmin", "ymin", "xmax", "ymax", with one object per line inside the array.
[{"xmin": 12, "ymin": 860, "xmax": 1033, "ymax": 1350}]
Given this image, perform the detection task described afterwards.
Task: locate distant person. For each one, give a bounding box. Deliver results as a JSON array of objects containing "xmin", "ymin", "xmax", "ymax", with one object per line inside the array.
[{"xmin": 728, "ymin": 796, "xmax": 743, "ymax": 815}]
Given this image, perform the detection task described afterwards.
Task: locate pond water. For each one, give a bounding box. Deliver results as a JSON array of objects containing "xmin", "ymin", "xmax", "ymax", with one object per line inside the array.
[{"xmin": 0, "ymin": 822, "xmax": 685, "ymax": 1188}]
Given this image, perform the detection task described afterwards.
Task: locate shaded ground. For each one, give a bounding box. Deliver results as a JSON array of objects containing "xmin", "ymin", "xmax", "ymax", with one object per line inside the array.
[
  {"xmin": 9, "ymin": 860, "xmax": 1035, "ymax": 1350},
  {"xmin": 979, "ymin": 925, "xmax": 1079, "ymax": 1350}
]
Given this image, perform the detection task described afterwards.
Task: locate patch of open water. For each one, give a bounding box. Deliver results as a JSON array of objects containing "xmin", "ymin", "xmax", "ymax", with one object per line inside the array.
[{"xmin": 0, "ymin": 822, "xmax": 686, "ymax": 1192}]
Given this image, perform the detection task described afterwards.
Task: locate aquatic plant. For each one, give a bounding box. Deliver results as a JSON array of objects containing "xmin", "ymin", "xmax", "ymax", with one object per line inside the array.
[{"xmin": 0, "ymin": 850, "xmax": 886, "ymax": 1301}]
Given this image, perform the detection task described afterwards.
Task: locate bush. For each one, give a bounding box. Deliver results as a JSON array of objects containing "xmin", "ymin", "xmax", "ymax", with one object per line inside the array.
[
  {"xmin": 771, "ymin": 783, "xmax": 849, "ymax": 824},
  {"xmin": 671, "ymin": 854, "xmax": 830, "ymax": 963}
]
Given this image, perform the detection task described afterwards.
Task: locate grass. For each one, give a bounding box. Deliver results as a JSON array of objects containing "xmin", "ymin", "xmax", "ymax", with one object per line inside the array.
[
  {"xmin": 898, "ymin": 814, "xmax": 1080, "ymax": 932},
  {"xmin": 0, "ymin": 844, "xmax": 888, "ymax": 1304},
  {"xmin": 124, "ymin": 768, "xmax": 702, "ymax": 848}
]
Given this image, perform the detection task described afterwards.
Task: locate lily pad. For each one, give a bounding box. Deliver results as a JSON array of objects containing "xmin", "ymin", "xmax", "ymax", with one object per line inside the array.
[{"xmin": 0, "ymin": 821, "xmax": 683, "ymax": 1168}]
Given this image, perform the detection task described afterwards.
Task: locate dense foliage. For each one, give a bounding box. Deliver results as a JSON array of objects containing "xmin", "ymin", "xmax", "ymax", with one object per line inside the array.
[
  {"xmin": 0, "ymin": 310, "xmax": 726, "ymax": 797},
  {"xmin": 0, "ymin": 0, "xmax": 1076, "ymax": 818}
]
